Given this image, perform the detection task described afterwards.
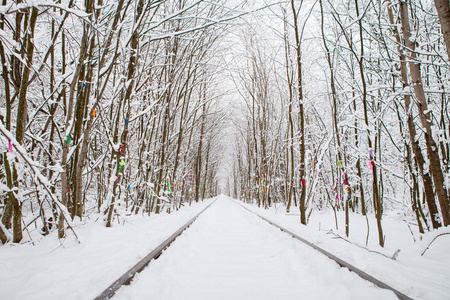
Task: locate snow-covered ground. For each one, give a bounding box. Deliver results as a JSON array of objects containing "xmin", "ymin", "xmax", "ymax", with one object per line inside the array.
[
  {"xmin": 0, "ymin": 198, "xmax": 215, "ymax": 300},
  {"xmin": 113, "ymin": 197, "xmax": 397, "ymax": 300},
  {"xmin": 1, "ymin": 195, "xmax": 449, "ymax": 299},
  {"xmin": 239, "ymin": 198, "xmax": 450, "ymax": 300}
]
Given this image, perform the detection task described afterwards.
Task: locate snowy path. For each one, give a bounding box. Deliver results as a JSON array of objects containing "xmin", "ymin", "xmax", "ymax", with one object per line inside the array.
[{"xmin": 113, "ymin": 196, "xmax": 398, "ymax": 300}]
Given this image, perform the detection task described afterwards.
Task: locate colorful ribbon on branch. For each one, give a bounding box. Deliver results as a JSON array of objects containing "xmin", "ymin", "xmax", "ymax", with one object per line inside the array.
[
  {"xmin": 343, "ymin": 172, "xmax": 348, "ymax": 185},
  {"xmin": 119, "ymin": 159, "xmax": 125, "ymax": 173},
  {"xmin": 383, "ymin": 168, "xmax": 392, "ymax": 174},
  {"xmin": 8, "ymin": 140, "xmax": 13, "ymax": 154}
]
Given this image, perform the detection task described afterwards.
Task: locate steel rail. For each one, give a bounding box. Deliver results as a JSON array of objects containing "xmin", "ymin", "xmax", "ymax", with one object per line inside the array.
[
  {"xmin": 236, "ymin": 202, "xmax": 414, "ymax": 300},
  {"xmin": 93, "ymin": 199, "xmax": 216, "ymax": 300}
]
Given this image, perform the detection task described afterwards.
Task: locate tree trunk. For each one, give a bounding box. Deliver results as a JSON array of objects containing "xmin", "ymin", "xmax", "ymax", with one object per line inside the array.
[
  {"xmin": 434, "ymin": 0, "xmax": 450, "ymax": 61},
  {"xmin": 283, "ymin": 10, "xmax": 291, "ymax": 211},
  {"xmin": 10, "ymin": 6, "xmax": 39, "ymax": 243},
  {"xmin": 290, "ymin": 0, "xmax": 306, "ymax": 225},
  {"xmin": 59, "ymin": 18, "xmax": 90, "ymax": 237},
  {"xmin": 387, "ymin": 1, "xmax": 441, "ymax": 229},
  {"xmin": 400, "ymin": 0, "xmax": 450, "ymax": 226},
  {"xmin": 353, "ymin": 0, "xmax": 384, "ymax": 246},
  {"xmin": 107, "ymin": 0, "xmax": 144, "ymax": 224},
  {"xmin": 195, "ymin": 103, "xmax": 206, "ymax": 202},
  {"xmin": 0, "ymin": 0, "xmax": 13, "ymax": 231},
  {"xmin": 15, "ymin": 7, "xmax": 38, "ymax": 145}
]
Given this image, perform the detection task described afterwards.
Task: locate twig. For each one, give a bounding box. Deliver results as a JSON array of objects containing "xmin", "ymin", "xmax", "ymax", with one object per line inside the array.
[
  {"xmin": 403, "ymin": 220, "xmax": 416, "ymax": 242},
  {"xmin": 421, "ymin": 232, "xmax": 450, "ymax": 256},
  {"xmin": 331, "ymin": 231, "xmax": 400, "ymax": 260},
  {"xmin": 0, "ymin": 124, "xmax": 80, "ymax": 243},
  {"xmin": 365, "ymin": 214, "xmax": 370, "ymax": 246},
  {"xmin": 22, "ymin": 219, "xmax": 35, "ymax": 246}
]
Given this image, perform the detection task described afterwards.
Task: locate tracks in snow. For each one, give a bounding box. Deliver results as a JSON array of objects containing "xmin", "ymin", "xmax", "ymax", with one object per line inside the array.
[
  {"xmin": 236, "ymin": 202, "xmax": 413, "ymax": 300},
  {"xmin": 94, "ymin": 198, "xmax": 413, "ymax": 300},
  {"xmin": 93, "ymin": 199, "xmax": 216, "ymax": 300}
]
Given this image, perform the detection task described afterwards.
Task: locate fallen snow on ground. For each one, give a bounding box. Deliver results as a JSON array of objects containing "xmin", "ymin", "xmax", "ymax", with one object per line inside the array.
[
  {"xmin": 239, "ymin": 198, "xmax": 450, "ymax": 300},
  {"xmin": 0, "ymin": 198, "xmax": 215, "ymax": 300},
  {"xmin": 114, "ymin": 196, "xmax": 397, "ymax": 300},
  {"xmin": 1, "ymin": 195, "xmax": 449, "ymax": 300}
]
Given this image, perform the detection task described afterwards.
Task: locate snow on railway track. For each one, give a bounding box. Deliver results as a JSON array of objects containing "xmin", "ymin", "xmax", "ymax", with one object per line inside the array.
[{"xmin": 95, "ymin": 196, "xmax": 413, "ymax": 300}]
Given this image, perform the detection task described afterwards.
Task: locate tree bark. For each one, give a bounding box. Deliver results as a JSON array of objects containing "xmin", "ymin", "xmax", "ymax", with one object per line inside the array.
[
  {"xmin": 107, "ymin": 0, "xmax": 145, "ymax": 224},
  {"xmin": 290, "ymin": 0, "xmax": 306, "ymax": 225},
  {"xmin": 195, "ymin": 102, "xmax": 206, "ymax": 202},
  {"xmin": 400, "ymin": 0, "xmax": 450, "ymax": 226},
  {"xmin": 387, "ymin": 1, "xmax": 441, "ymax": 229},
  {"xmin": 0, "ymin": 0, "xmax": 13, "ymax": 230},
  {"xmin": 59, "ymin": 18, "xmax": 90, "ymax": 237},
  {"xmin": 353, "ymin": 0, "xmax": 384, "ymax": 246},
  {"xmin": 434, "ymin": 0, "xmax": 450, "ymax": 61},
  {"xmin": 10, "ymin": 6, "xmax": 39, "ymax": 243}
]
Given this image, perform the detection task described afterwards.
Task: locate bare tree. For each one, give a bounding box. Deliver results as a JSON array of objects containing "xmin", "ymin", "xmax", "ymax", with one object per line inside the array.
[
  {"xmin": 434, "ymin": 0, "xmax": 450, "ymax": 60},
  {"xmin": 399, "ymin": 0, "xmax": 450, "ymax": 226}
]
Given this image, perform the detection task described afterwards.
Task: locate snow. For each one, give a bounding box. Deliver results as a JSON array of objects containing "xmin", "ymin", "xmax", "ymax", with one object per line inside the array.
[
  {"xmin": 238, "ymin": 199, "xmax": 450, "ymax": 300},
  {"xmin": 1, "ymin": 196, "xmax": 449, "ymax": 299},
  {"xmin": 0, "ymin": 199, "xmax": 215, "ymax": 300},
  {"xmin": 113, "ymin": 196, "xmax": 397, "ymax": 300}
]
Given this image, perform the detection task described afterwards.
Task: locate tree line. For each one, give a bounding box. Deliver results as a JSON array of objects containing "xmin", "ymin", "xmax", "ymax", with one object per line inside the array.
[
  {"xmin": 0, "ymin": 0, "xmax": 235, "ymax": 244},
  {"xmin": 232, "ymin": 0, "xmax": 450, "ymax": 247}
]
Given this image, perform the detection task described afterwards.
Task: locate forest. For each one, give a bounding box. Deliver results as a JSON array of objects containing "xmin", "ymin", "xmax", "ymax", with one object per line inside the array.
[{"xmin": 0, "ymin": 0, "xmax": 449, "ymax": 251}]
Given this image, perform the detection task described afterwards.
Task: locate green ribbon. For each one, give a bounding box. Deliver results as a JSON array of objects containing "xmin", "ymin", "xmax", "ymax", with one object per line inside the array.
[{"xmin": 118, "ymin": 159, "xmax": 125, "ymax": 173}]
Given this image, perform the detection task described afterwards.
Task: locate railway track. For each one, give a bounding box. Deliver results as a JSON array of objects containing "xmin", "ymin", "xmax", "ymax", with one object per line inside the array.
[
  {"xmin": 93, "ymin": 199, "xmax": 216, "ymax": 300},
  {"xmin": 94, "ymin": 198, "xmax": 414, "ymax": 300},
  {"xmin": 236, "ymin": 202, "xmax": 413, "ymax": 300}
]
